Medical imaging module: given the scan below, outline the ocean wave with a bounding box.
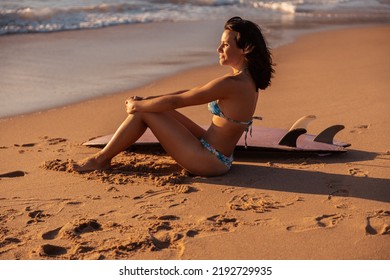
[0,1,247,35]
[251,1,297,14]
[0,3,160,35]
[150,0,240,6]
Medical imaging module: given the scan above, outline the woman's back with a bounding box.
[202,70,259,157]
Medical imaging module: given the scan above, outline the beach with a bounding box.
[0,23,389,261]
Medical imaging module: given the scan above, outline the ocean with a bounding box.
[1,0,390,35]
[1,0,389,118]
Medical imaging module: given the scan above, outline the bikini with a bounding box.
[200,100,260,169]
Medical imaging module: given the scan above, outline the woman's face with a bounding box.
[217,29,244,69]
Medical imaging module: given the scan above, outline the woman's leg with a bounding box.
[101,110,205,160]
[166,110,206,138]
[73,110,225,176]
[73,113,147,171]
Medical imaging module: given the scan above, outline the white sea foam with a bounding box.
[252,1,297,14]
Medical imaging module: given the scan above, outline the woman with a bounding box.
[73,17,274,176]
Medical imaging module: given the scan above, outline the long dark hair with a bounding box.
[224,17,274,91]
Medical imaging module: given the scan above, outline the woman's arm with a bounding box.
[131,89,189,101]
[126,76,235,114]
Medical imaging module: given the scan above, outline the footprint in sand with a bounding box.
[365,210,390,235]
[0,171,27,178]
[348,167,368,177]
[286,213,345,232]
[186,230,199,238]
[207,214,237,225]
[158,215,180,221]
[0,237,22,248]
[27,209,50,224]
[41,219,102,241]
[326,181,353,208]
[63,219,102,238]
[147,221,183,250]
[14,143,36,148]
[38,244,67,257]
[144,213,239,252]
[350,124,370,134]
[204,214,239,233]
[41,227,63,240]
[228,193,284,213]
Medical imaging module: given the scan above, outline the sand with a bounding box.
[0,25,389,260]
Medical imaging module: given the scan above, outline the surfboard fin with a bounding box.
[289,115,316,131]
[279,128,307,147]
[314,125,345,144]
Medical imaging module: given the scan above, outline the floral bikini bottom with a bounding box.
[200,138,233,169]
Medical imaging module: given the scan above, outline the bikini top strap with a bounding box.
[243,116,262,149]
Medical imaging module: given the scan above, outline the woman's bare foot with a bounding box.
[71,155,110,172]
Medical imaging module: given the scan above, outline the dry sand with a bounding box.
[0,25,389,260]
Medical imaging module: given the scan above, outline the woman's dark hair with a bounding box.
[224,17,274,91]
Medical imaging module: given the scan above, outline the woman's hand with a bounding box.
[125,96,142,114]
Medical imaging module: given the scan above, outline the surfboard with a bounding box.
[82,115,350,154]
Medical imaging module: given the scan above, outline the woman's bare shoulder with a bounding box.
[204,74,242,92]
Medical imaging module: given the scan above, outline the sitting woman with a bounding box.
[73,17,274,177]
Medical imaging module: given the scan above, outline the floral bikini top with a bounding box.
[208,100,262,148]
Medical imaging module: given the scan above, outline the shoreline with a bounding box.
[0,25,389,260]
